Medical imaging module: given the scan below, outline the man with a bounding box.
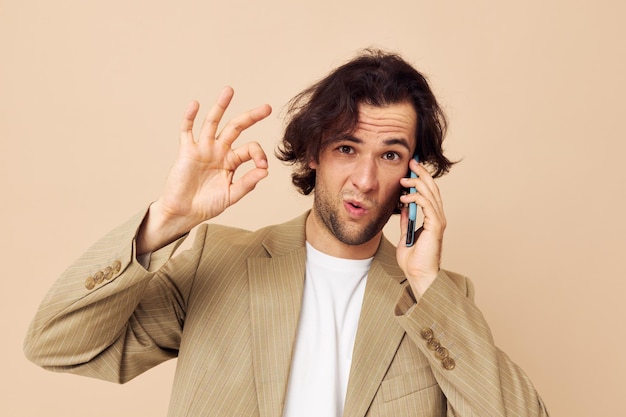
[24,50,549,416]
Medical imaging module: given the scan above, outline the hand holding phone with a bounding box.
[405,154,419,247]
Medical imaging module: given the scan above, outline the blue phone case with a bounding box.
[405,155,419,247]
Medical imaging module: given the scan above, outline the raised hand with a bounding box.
[137,87,272,254]
[396,160,447,296]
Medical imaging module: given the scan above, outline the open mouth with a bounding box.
[345,200,369,216]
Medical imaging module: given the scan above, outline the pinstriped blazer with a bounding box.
[25,210,548,417]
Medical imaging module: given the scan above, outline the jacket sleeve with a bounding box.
[394,270,550,417]
[23,209,206,384]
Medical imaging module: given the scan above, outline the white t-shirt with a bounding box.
[282,242,372,417]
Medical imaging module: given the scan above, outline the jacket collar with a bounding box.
[261,210,407,283]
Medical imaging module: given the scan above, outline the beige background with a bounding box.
[2,0,624,416]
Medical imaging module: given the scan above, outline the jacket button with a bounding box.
[442,357,456,370]
[85,276,96,290]
[427,338,441,351]
[421,328,434,340]
[94,271,104,284]
[112,260,122,274]
[104,266,113,280]
[435,346,449,360]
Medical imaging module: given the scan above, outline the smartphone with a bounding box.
[405,154,419,247]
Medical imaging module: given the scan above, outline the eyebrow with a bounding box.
[336,135,412,153]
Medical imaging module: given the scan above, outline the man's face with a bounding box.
[309,101,417,250]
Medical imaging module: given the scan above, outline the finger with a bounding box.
[415,193,446,235]
[225,141,269,202]
[198,86,235,142]
[400,178,436,209]
[228,141,269,171]
[413,163,443,208]
[399,180,445,234]
[229,166,270,205]
[216,104,272,147]
[400,189,444,221]
[400,164,442,209]
[180,100,200,144]
[400,178,435,204]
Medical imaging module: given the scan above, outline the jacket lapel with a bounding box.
[249,215,307,417]
[343,238,407,417]
[248,214,406,417]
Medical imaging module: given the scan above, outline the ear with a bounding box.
[308,158,318,169]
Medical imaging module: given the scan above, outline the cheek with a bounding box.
[380,174,405,198]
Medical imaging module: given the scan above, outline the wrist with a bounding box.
[136,201,195,254]
[407,271,438,297]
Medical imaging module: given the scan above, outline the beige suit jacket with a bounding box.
[25,211,548,416]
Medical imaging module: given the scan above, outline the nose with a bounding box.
[350,157,378,192]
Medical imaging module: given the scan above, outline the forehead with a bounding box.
[354,101,417,142]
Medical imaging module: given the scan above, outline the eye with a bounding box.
[382,151,401,161]
[337,145,354,154]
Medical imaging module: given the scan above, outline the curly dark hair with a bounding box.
[276,48,454,195]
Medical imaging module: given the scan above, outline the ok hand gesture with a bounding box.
[137,87,272,253]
